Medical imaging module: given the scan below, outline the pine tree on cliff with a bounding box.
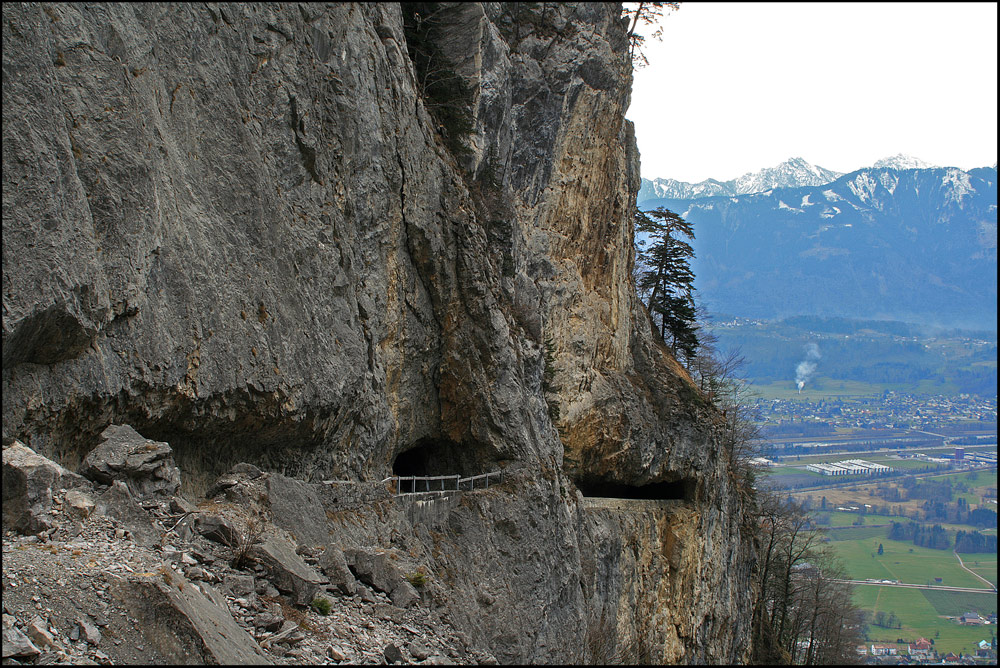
[635,207,699,362]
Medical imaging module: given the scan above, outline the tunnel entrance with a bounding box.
[574,477,696,502]
[392,443,436,477]
[392,436,484,478]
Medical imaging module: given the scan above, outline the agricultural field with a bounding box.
[819,511,897,527]
[823,526,889,543]
[785,467,998,517]
[761,465,824,479]
[823,530,997,656]
[757,466,825,490]
[814,512,994,534]
[852,585,996,656]
[954,552,998,588]
[760,453,991,493]
[774,449,998,653]
[827,536,991,588]
[752,377,915,400]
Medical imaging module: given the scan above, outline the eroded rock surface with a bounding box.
[3,2,752,662]
[2,441,89,534]
[1,444,499,665]
[79,425,181,498]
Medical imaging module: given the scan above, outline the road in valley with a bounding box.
[952,550,997,590]
[832,579,995,594]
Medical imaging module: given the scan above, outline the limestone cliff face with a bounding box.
[3,2,752,662]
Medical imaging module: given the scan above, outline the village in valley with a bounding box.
[751,390,996,664]
[759,392,996,436]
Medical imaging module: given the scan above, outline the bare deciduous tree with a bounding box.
[621,2,681,67]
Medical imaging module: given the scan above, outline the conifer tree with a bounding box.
[635,207,699,362]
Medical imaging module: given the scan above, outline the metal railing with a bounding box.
[383,470,505,496]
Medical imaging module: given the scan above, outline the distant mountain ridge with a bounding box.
[639,157,844,202]
[871,153,937,171]
[636,154,986,203]
[639,163,998,330]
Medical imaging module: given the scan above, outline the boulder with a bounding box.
[75,617,101,646]
[96,480,160,546]
[109,568,271,664]
[2,626,41,659]
[2,441,90,534]
[342,548,419,608]
[254,612,284,633]
[264,473,331,547]
[64,489,97,519]
[169,496,198,515]
[79,425,181,498]
[221,574,256,598]
[407,641,432,661]
[195,514,240,547]
[25,617,59,651]
[205,463,263,501]
[317,545,357,595]
[390,580,421,608]
[251,534,328,606]
[384,642,404,664]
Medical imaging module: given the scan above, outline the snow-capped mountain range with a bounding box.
[871,153,937,171]
[637,160,998,330]
[637,154,958,203]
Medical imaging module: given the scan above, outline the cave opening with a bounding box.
[574,477,697,502]
[391,436,488,479]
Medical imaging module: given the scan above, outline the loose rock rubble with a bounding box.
[2,436,499,665]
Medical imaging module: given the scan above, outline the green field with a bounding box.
[851,585,996,656]
[923,470,997,486]
[954,552,998,587]
[786,453,997,653]
[821,527,997,656]
[883,458,947,470]
[765,465,825,477]
[920,588,998,617]
[751,377,965,400]
[753,378,895,399]
[828,536,991,588]
[822,511,897,527]
[823,527,890,544]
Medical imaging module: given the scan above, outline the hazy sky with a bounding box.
[626,2,999,183]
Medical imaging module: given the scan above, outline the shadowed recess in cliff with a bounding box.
[2,302,100,367]
[15,386,338,498]
[573,476,697,502]
[392,436,497,479]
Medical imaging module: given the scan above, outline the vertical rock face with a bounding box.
[3,2,751,662]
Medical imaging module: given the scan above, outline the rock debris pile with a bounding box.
[2,430,498,665]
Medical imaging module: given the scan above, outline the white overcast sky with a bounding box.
[626,2,999,183]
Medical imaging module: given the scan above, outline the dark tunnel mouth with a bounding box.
[392,436,485,479]
[573,476,697,502]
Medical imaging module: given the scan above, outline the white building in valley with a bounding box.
[806,459,892,476]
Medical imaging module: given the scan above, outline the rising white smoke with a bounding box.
[795,343,821,392]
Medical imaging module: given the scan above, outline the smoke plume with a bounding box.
[795,343,821,392]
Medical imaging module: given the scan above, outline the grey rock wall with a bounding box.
[3,2,752,662]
